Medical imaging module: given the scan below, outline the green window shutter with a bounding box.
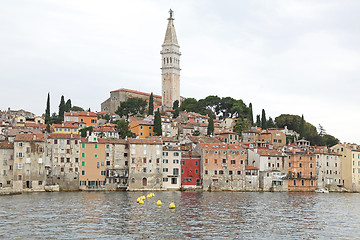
[95,144,98,149]
[82,161,85,166]
[82,152,85,157]
[82,143,85,148]
[95,154,98,158]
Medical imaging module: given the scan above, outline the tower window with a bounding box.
[167,58,169,63]
[170,57,172,63]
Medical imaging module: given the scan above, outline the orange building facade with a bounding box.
[287,150,317,191]
[79,136,106,189]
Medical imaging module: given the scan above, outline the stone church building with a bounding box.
[101,10,181,114]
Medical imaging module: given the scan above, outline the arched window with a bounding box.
[170,57,172,63]
[142,177,147,186]
[167,58,169,64]
[131,178,135,183]
[164,58,165,64]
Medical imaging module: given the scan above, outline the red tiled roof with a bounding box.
[128,137,162,145]
[48,133,80,139]
[200,143,244,150]
[14,134,45,142]
[256,149,283,157]
[110,88,162,99]
[0,140,13,149]
[64,111,97,117]
[245,165,259,170]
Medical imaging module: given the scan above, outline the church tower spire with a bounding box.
[161,9,181,109]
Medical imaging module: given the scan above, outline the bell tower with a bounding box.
[161,9,181,109]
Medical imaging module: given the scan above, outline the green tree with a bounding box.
[256,115,261,127]
[322,134,339,147]
[234,118,249,133]
[45,93,50,124]
[115,97,147,119]
[115,120,136,139]
[173,100,179,118]
[267,117,276,128]
[65,99,72,112]
[148,92,154,115]
[180,98,199,113]
[193,130,200,136]
[207,117,214,136]
[248,103,253,126]
[153,109,162,136]
[58,95,66,122]
[70,106,84,111]
[79,126,93,138]
[299,114,305,138]
[261,109,267,129]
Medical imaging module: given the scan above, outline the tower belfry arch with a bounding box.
[161,9,181,109]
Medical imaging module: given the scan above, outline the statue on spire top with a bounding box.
[169,9,173,19]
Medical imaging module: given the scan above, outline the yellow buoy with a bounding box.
[169,202,175,209]
[152,193,155,197]
[139,199,144,205]
[147,194,150,199]
[141,196,146,200]
[137,197,140,203]
[156,200,162,206]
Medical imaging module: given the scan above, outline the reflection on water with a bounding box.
[0,191,359,239]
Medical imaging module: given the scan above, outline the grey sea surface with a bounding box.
[0,191,359,239]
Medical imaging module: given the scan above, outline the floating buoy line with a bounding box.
[136,193,174,210]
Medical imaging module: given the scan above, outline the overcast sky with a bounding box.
[1,0,359,143]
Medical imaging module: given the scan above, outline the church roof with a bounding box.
[163,16,178,45]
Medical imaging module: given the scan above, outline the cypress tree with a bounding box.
[58,95,66,122]
[207,117,214,136]
[173,100,179,118]
[148,92,154,115]
[249,103,253,126]
[153,109,162,136]
[261,109,267,129]
[256,115,261,127]
[299,114,305,139]
[45,93,50,125]
[65,99,72,112]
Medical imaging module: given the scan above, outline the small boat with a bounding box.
[315,188,329,193]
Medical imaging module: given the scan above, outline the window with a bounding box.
[163,178,168,182]
[174,152,179,156]
[219,170,224,175]
[163,152,168,156]
[293,180,296,186]
[80,181,86,186]
[132,158,135,163]
[237,171,241,175]
[82,143,85,148]
[299,163,302,168]
[229,170,233,175]
[143,168,147,173]
[171,178,177,184]
[205,170,208,175]
[163,159,168,164]
[214,159,218,164]
[181,161,185,165]
[82,161,85,166]
[181,169,184,173]
[95,154,98,158]
[101,171,106,176]
[61,157,64,163]
[310,163,313,168]
[163,168,168,172]
[81,153,85,157]
[173,168,179,175]
[289,163,291,167]
[131,178,135,183]
[231,160,235,165]
[195,169,198,174]
[38,181,43,185]
[214,170,217,175]
[61,168,64,172]
[301,180,304,186]
[143,158,147,163]
[95,144,98,149]
[54,139,58,144]
[205,159,208,163]
[195,161,198,166]
[222,159,226,164]
[67,140,70,145]
[173,159,179,164]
